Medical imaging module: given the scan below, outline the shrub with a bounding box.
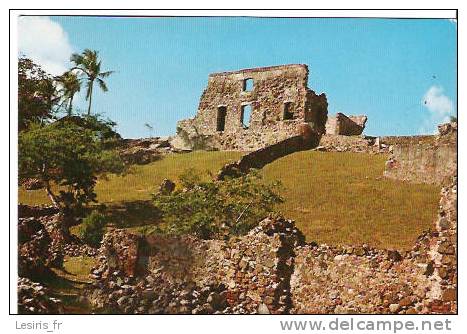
[153,169,283,239]
[76,210,107,246]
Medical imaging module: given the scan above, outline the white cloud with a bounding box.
[420,85,454,134]
[448,18,457,30]
[18,16,73,75]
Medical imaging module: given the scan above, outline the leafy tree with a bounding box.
[18,57,60,131]
[153,169,283,239]
[56,71,81,116]
[70,49,113,115]
[18,117,125,236]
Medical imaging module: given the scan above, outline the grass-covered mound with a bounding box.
[19,150,439,249]
[261,151,439,249]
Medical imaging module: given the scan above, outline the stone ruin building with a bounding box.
[172,64,328,151]
[325,113,367,136]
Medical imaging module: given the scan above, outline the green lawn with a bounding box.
[18,151,243,205]
[19,150,440,250]
[261,151,439,249]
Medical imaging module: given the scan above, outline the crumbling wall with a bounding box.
[384,123,457,185]
[291,175,457,314]
[88,217,305,314]
[217,124,318,179]
[174,64,328,151]
[88,173,456,315]
[317,134,389,154]
[325,113,367,135]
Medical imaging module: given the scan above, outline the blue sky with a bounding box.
[18,16,457,138]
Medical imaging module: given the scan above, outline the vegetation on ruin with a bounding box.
[152,169,283,239]
[75,210,108,247]
[19,150,439,249]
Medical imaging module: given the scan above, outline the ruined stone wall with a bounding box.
[174,64,327,151]
[384,123,457,185]
[217,124,318,180]
[291,175,457,314]
[88,173,456,314]
[88,217,304,314]
[325,113,367,135]
[317,134,389,154]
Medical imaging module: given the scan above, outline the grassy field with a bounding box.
[261,151,439,249]
[19,151,243,205]
[19,150,440,250]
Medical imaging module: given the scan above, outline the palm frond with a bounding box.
[70,53,84,65]
[98,70,114,78]
[97,78,108,92]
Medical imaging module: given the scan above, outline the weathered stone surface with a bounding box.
[383,122,457,185]
[22,178,44,190]
[88,216,304,314]
[325,113,367,136]
[290,176,457,315]
[18,277,63,314]
[119,137,176,165]
[217,133,317,180]
[318,134,388,154]
[174,64,328,152]
[158,179,175,195]
[87,175,457,315]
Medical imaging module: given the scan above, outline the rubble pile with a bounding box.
[18,218,54,279]
[119,137,178,165]
[18,277,63,314]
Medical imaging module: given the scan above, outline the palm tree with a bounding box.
[56,71,81,116]
[70,49,113,115]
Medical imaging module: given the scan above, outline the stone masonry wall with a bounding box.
[88,173,456,314]
[325,113,367,135]
[174,64,328,151]
[88,217,305,314]
[291,175,457,314]
[384,123,457,185]
[217,124,318,180]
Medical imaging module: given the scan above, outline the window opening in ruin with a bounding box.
[243,78,254,92]
[283,102,294,120]
[241,104,252,129]
[216,106,227,131]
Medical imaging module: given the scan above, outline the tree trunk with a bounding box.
[68,95,74,116]
[87,82,93,115]
[45,182,60,209]
[44,182,74,240]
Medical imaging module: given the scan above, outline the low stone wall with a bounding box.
[317,134,389,154]
[384,123,457,185]
[88,217,305,314]
[18,277,63,314]
[18,204,58,218]
[217,129,318,179]
[294,175,457,314]
[88,175,456,314]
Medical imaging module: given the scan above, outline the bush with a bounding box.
[76,210,107,246]
[153,169,283,239]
